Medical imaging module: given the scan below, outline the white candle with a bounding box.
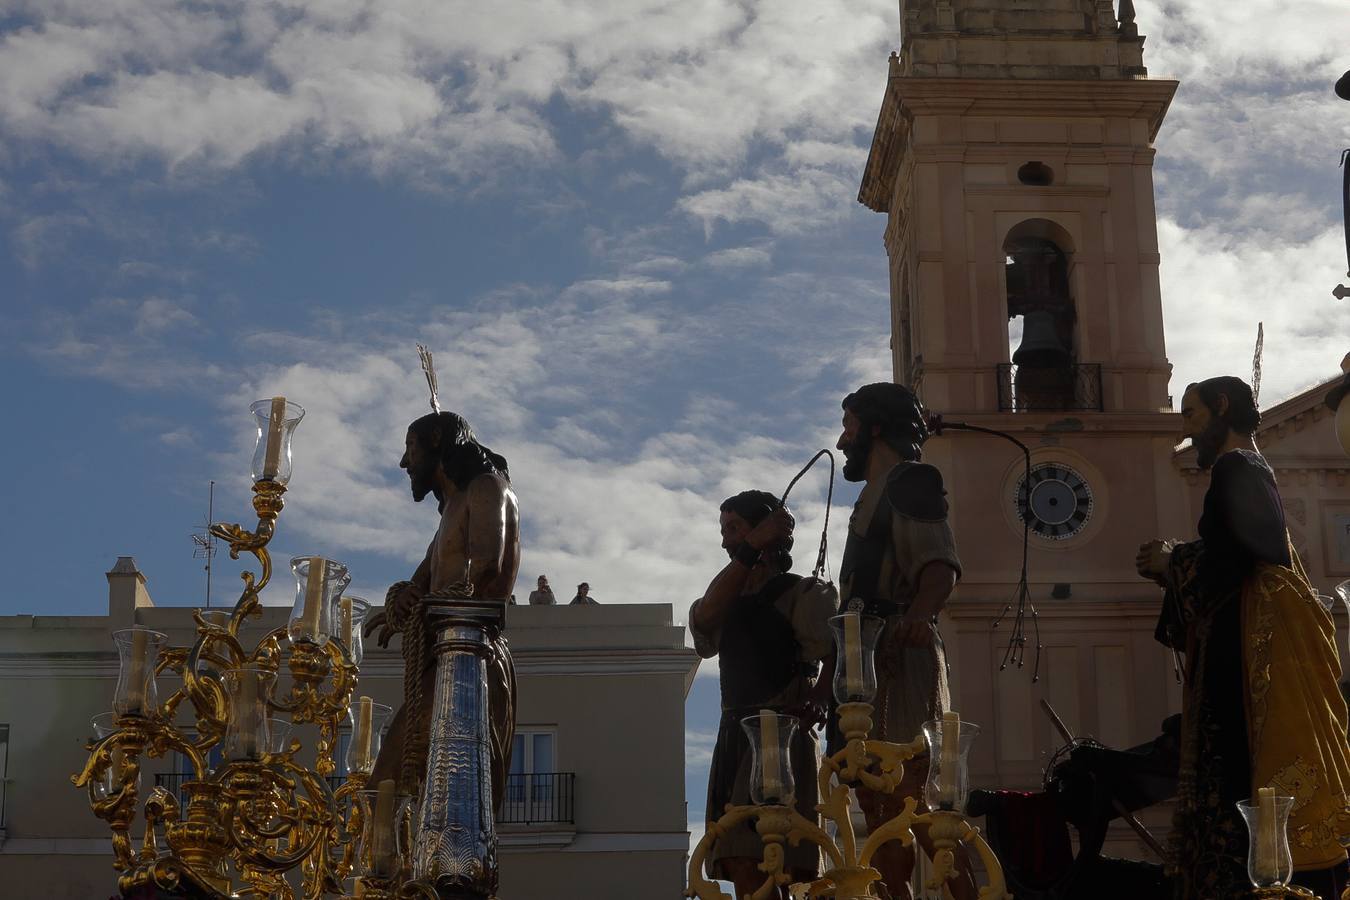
[844,613,863,698]
[261,396,286,480]
[340,597,354,651]
[355,696,374,772]
[1256,786,1277,879]
[372,778,397,874]
[126,629,149,712]
[302,558,325,639]
[759,709,783,803]
[939,710,960,807]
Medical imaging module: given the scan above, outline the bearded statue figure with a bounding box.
[366,410,519,897]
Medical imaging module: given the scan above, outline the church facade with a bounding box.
[858,0,1350,858]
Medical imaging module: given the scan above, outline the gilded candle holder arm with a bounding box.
[687,702,1012,900]
[208,479,289,620]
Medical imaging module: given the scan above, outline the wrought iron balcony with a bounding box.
[157,770,577,826]
[500,772,575,825]
[996,363,1103,412]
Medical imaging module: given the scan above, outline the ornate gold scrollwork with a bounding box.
[73,478,371,899]
[685,705,1012,900]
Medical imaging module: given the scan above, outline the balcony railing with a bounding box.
[156,771,576,826]
[501,772,574,825]
[996,363,1103,412]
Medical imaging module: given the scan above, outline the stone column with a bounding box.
[410,594,504,899]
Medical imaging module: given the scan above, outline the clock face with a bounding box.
[1014,463,1093,540]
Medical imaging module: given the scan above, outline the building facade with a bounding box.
[0,559,699,898]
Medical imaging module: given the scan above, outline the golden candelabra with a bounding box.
[686,700,1010,900]
[70,398,411,899]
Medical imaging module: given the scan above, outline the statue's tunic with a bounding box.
[836,461,961,750]
[690,573,834,878]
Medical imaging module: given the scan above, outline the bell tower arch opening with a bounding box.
[1003,218,1089,411]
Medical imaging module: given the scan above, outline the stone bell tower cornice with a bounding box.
[860,75,1177,213]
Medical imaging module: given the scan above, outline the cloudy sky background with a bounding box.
[3,0,1349,865]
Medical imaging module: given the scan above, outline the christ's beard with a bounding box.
[408,458,437,502]
[1195,418,1230,470]
[840,431,872,483]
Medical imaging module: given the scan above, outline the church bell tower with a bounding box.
[859,0,1190,805]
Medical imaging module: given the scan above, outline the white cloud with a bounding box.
[784,140,869,171]
[0,0,890,184]
[13,211,89,268]
[134,297,200,336]
[703,245,773,270]
[1134,0,1350,234]
[98,272,855,624]
[4,0,1347,243]
[624,255,689,276]
[1158,218,1350,405]
[559,276,673,301]
[680,166,859,238]
[686,727,718,769]
[1134,0,1347,85]
[158,428,197,449]
[33,296,223,389]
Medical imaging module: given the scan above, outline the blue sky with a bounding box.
[2,0,1350,864]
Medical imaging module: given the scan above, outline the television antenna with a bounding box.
[190,480,217,607]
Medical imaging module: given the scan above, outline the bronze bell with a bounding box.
[1012,310,1070,368]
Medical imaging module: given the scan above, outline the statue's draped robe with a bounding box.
[1156,449,1350,899]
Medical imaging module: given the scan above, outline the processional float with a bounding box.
[70,392,1339,900]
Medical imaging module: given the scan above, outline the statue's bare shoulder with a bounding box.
[462,471,520,599]
[466,471,515,504]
